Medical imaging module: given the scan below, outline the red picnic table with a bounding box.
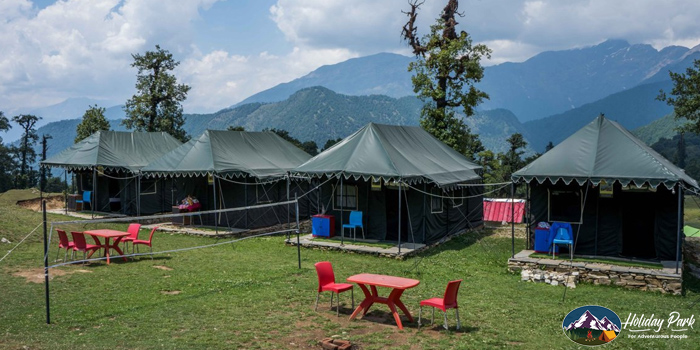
[346,273,420,330]
[83,229,130,264]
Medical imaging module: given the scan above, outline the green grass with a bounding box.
[1,189,699,349]
[529,253,664,269]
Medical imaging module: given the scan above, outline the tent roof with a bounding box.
[41,131,182,173]
[512,115,699,190]
[293,123,482,186]
[140,130,312,179]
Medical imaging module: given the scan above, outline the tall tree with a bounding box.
[12,114,40,188]
[75,105,110,143]
[123,45,191,142]
[402,0,491,160]
[0,111,10,134]
[657,59,700,134]
[544,141,555,152]
[0,112,15,192]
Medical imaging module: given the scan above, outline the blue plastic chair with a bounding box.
[76,190,92,211]
[551,223,574,259]
[342,211,364,240]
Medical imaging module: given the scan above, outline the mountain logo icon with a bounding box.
[562,305,621,346]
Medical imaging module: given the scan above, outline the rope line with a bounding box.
[0,222,43,264]
[404,182,510,199]
[48,228,296,269]
[50,199,298,225]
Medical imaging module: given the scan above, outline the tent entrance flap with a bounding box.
[621,192,657,259]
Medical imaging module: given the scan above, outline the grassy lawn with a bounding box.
[1,189,699,349]
[528,253,663,270]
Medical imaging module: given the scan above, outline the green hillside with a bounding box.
[633,113,685,145]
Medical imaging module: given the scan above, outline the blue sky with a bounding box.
[2,0,700,118]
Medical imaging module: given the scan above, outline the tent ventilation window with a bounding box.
[431,188,443,214]
[548,189,582,223]
[334,184,358,210]
[140,179,158,195]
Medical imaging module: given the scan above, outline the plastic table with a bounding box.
[83,229,130,264]
[346,273,420,329]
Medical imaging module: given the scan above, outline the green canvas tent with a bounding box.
[294,123,484,246]
[512,115,699,268]
[141,130,312,229]
[41,131,182,215]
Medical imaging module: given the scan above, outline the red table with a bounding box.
[83,229,130,264]
[346,273,420,329]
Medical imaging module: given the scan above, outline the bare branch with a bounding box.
[401,0,426,57]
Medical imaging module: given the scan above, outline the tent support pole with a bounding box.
[676,184,683,274]
[92,167,96,219]
[423,183,426,243]
[287,174,291,240]
[525,183,529,249]
[398,181,402,255]
[296,194,301,269]
[214,175,218,235]
[511,181,515,258]
[340,176,344,246]
[64,170,68,215]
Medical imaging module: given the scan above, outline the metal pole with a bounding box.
[296,194,301,269]
[214,175,218,235]
[676,184,683,274]
[64,170,68,215]
[340,176,344,245]
[398,181,402,255]
[525,183,529,249]
[244,177,248,229]
[43,199,50,324]
[287,173,291,240]
[137,173,141,217]
[92,167,96,219]
[511,181,515,258]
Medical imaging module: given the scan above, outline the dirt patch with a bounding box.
[11,267,92,283]
[16,195,66,211]
[153,265,173,271]
[161,290,181,295]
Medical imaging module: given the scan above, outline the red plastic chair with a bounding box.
[55,229,74,262]
[314,261,354,317]
[418,279,462,330]
[121,223,142,253]
[133,227,158,259]
[70,231,101,264]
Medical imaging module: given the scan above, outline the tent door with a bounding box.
[385,188,408,242]
[621,192,656,259]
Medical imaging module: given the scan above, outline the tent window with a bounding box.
[334,184,358,210]
[431,188,443,213]
[452,188,464,208]
[140,179,157,195]
[548,189,582,223]
[256,183,274,204]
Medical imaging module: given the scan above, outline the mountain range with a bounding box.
[10,39,700,165]
[564,310,621,332]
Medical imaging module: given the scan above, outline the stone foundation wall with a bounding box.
[508,260,682,295]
